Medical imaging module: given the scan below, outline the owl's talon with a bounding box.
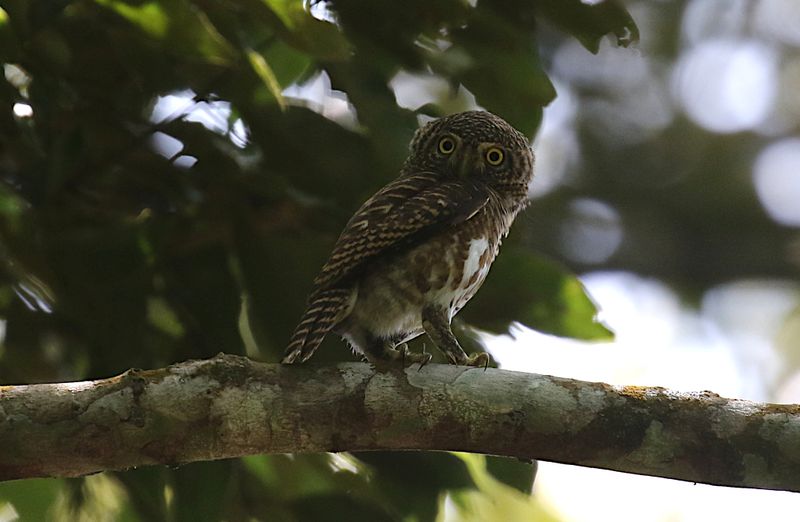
[418,344,431,371]
[417,352,433,371]
[383,343,430,368]
[466,352,491,369]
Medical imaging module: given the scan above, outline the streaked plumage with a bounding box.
[283,111,534,366]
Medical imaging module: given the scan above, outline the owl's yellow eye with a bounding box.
[485,147,504,166]
[438,137,456,155]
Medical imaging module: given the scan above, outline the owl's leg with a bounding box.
[422,306,491,368]
[363,337,432,366]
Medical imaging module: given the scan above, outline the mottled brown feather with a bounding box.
[282,287,352,363]
[314,172,489,288]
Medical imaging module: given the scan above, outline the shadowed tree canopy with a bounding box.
[3,0,799,520]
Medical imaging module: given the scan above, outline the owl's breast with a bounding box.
[339,197,513,343]
[431,233,497,319]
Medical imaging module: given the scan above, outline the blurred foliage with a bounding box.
[462,245,613,340]
[0,0,638,519]
[443,454,558,522]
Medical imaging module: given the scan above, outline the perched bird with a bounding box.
[282,111,534,367]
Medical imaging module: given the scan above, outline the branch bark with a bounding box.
[1,353,798,491]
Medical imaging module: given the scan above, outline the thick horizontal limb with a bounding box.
[1,354,799,491]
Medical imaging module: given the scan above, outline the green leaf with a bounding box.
[265,0,351,61]
[461,247,613,341]
[246,48,287,109]
[534,0,639,54]
[94,0,168,38]
[240,453,393,520]
[147,297,184,338]
[262,39,312,87]
[56,475,132,521]
[436,7,556,136]
[263,0,297,28]
[485,456,536,494]
[0,7,22,61]
[329,0,465,68]
[95,0,236,64]
[446,454,558,522]
[245,106,379,204]
[0,478,62,521]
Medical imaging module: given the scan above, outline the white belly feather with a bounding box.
[437,237,492,319]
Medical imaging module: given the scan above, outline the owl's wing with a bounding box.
[314,172,489,288]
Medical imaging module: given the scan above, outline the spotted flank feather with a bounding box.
[282,288,352,364]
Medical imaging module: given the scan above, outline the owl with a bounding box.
[282,111,534,367]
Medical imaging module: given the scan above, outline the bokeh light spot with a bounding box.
[753,138,800,227]
[558,198,623,264]
[673,39,777,133]
[12,102,32,118]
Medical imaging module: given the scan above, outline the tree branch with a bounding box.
[1,353,798,491]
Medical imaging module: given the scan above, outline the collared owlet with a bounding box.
[282,111,534,367]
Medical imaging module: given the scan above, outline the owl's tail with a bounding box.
[282,287,352,364]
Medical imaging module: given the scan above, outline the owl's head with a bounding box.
[407,111,534,195]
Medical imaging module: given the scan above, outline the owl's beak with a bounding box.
[455,147,478,178]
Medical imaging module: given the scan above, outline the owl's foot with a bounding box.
[421,306,490,369]
[365,341,431,368]
[398,344,433,368]
[465,351,491,369]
